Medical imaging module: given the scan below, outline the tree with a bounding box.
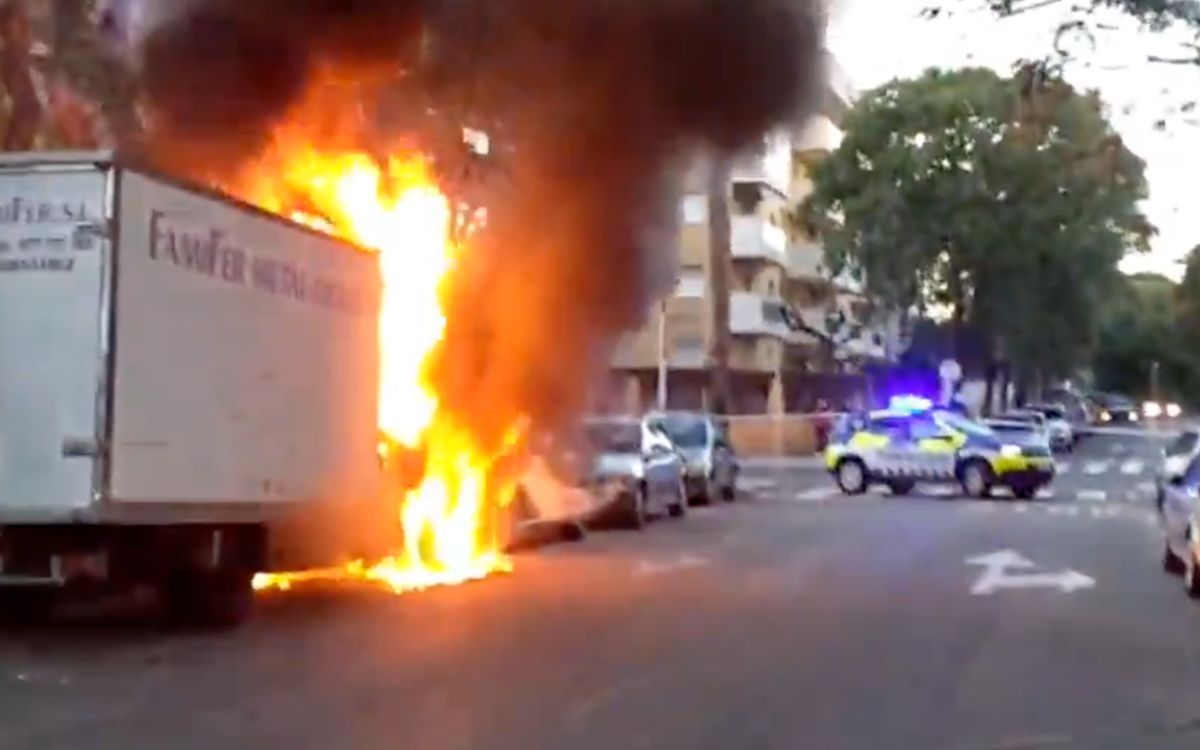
[803,66,1150,409]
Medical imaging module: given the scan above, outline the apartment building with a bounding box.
[608,52,891,414]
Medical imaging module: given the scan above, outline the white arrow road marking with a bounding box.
[1083,461,1109,475]
[966,549,1095,595]
[1120,459,1144,476]
[1076,489,1107,502]
[634,554,710,577]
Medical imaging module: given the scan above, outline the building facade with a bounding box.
[609,52,893,415]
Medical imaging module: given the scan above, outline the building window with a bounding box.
[675,268,705,297]
[680,195,707,224]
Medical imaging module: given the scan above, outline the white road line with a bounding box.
[795,487,832,502]
[1089,506,1120,519]
[1045,505,1079,517]
[1076,489,1107,503]
[1120,459,1144,476]
[925,486,958,498]
[740,478,779,491]
[1036,487,1055,500]
[1014,503,1029,513]
[1083,461,1109,476]
[1138,481,1157,494]
[1056,461,1071,474]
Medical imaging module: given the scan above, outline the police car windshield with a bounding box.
[935,410,994,438]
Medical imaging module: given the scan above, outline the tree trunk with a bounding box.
[0,0,42,151]
[706,156,734,415]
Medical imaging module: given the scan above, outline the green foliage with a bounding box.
[1093,272,1200,403]
[803,66,1150,385]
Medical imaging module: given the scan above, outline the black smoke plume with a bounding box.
[137,0,825,448]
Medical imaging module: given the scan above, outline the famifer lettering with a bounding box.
[148,209,372,316]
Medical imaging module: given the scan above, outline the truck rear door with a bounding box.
[0,166,109,520]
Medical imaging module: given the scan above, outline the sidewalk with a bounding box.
[740,455,827,471]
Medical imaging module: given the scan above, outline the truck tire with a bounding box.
[164,569,254,629]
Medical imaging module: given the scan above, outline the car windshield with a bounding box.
[657,415,709,448]
[584,422,641,453]
[935,410,995,438]
[1004,412,1044,426]
[1038,406,1065,420]
[1167,431,1199,457]
[987,421,1034,436]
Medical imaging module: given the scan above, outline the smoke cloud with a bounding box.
[135,0,825,448]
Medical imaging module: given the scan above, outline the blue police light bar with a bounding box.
[888,395,933,413]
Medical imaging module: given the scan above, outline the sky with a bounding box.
[827,0,1200,279]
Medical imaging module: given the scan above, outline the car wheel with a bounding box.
[960,460,992,499]
[1012,485,1038,501]
[1163,539,1186,575]
[886,479,916,496]
[835,458,868,495]
[1185,526,1200,598]
[624,486,647,530]
[668,478,688,518]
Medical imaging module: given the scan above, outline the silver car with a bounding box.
[1025,404,1075,452]
[583,416,688,528]
[1156,428,1200,513]
[1159,451,1200,596]
[646,411,740,503]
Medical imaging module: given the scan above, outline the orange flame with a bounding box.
[245,147,517,594]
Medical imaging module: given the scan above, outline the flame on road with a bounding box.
[246,147,517,594]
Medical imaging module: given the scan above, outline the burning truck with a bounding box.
[0,149,524,625]
[0,0,826,624]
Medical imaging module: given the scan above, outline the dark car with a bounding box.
[1089,392,1139,425]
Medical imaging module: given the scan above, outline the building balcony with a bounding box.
[729,291,793,340]
[786,241,829,281]
[731,216,788,266]
[794,115,843,162]
[729,133,793,197]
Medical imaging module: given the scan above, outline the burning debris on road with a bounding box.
[116,0,827,593]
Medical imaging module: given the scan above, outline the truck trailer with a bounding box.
[0,152,398,625]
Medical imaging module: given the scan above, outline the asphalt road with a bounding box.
[3,431,1200,750]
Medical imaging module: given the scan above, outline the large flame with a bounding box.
[246,147,517,594]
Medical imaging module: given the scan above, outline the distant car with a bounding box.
[1089,392,1139,425]
[581,416,688,527]
[984,418,1053,457]
[1158,451,1200,597]
[1023,404,1075,451]
[646,411,740,503]
[1157,428,1200,513]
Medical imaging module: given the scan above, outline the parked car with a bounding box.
[581,416,688,527]
[647,411,740,503]
[984,418,1054,457]
[1088,392,1139,425]
[1043,389,1094,432]
[1157,428,1200,513]
[1159,452,1200,596]
[1023,404,1075,451]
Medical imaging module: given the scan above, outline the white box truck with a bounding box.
[0,152,398,625]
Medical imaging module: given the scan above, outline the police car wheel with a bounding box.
[835,459,868,495]
[887,479,916,496]
[960,460,992,498]
[1163,539,1186,575]
[1012,485,1038,500]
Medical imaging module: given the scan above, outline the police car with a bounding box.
[824,396,1055,499]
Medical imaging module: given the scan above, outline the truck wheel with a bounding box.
[835,459,868,495]
[960,460,993,499]
[165,569,254,629]
[0,588,56,626]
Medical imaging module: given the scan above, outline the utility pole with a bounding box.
[707,155,733,415]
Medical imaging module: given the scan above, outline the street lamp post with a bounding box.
[656,299,668,410]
